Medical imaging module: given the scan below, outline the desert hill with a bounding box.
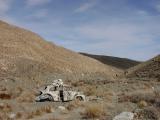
[126,55,160,80]
[0,20,121,82]
[80,53,140,70]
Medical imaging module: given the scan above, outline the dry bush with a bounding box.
[16,90,35,103]
[0,113,9,120]
[11,86,23,99]
[0,85,7,91]
[82,102,106,119]
[26,105,54,119]
[26,110,43,119]
[0,92,12,99]
[71,80,84,87]
[138,100,148,108]
[102,90,114,102]
[0,103,12,113]
[40,105,54,113]
[26,112,34,119]
[15,112,23,119]
[0,86,24,100]
[66,100,84,111]
[118,91,156,104]
[83,85,97,96]
[134,107,159,120]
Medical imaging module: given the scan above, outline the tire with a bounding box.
[75,96,84,101]
[48,95,53,101]
[38,94,53,102]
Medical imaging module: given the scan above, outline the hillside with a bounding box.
[0,20,121,82]
[126,55,160,80]
[80,53,141,70]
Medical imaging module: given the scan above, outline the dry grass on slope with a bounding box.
[0,20,122,80]
[126,55,160,80]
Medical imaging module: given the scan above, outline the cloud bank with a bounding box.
[0,0,159,61]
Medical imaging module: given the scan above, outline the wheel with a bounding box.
[37,94,53,102]
[47,95,54,101]
[75,96,84,101]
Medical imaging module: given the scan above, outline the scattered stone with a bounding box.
[134,107,159,120]
[0,102,4,107]
[9,113,16,119]
[51,107,55,113]
[58,106,66,111]
[113,112,134,120]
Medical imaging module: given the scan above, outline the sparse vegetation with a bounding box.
[17,91,35,103]
[66,100,84,111]
[0,92,12,99]
[82,102,106,119]
[26,105,54,119]
[138,100,148,108]
[134,107,159,120]
[0,103,12,113]
[83,85,97,96]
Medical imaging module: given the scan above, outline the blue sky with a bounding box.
[0,0,160,61]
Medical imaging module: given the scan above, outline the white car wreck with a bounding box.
[35,79,86,102]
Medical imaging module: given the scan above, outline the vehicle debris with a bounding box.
[35,79,86,102]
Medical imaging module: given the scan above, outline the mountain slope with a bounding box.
[0,20,121,82]
[126,55,160,80]
[80,53,141,70]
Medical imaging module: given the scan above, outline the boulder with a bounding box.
[113,112,134,120]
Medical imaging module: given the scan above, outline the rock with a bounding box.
[113,112,134,120]
[9,113,16,119]
[51,107,54,113]
[58,106,66,110]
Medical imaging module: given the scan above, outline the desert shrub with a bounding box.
[0,113,8,120]
[12,86,23,98]
[34,109,43,116]
[84,85,97,96]
[71,80,84,87]
[0,103,12,112]
[0,92,12,99]
[40,105,54,113]
[26,105,54,119]
[26,110,42,119]
[66,100,84,111]
[0,85,7,91]
[118,91,156,104]
[16,91,35,102]
[0,86,23,100]
[26,112,34,119]
[134,107,159,120]
[82,102,106,119]
[15,112,23,119]
[103,90,114,102]
[138,100,148,108]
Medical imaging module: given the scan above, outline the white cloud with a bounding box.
[26,0,51,7]
[0,0,12,15]
[137,10,148,15]
[156,3,160,12]
[74,0,97,13]
[73,19,160,60]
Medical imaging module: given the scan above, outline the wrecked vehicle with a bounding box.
[35,79,86,102]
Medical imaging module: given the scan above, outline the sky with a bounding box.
[0,0,160,61]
